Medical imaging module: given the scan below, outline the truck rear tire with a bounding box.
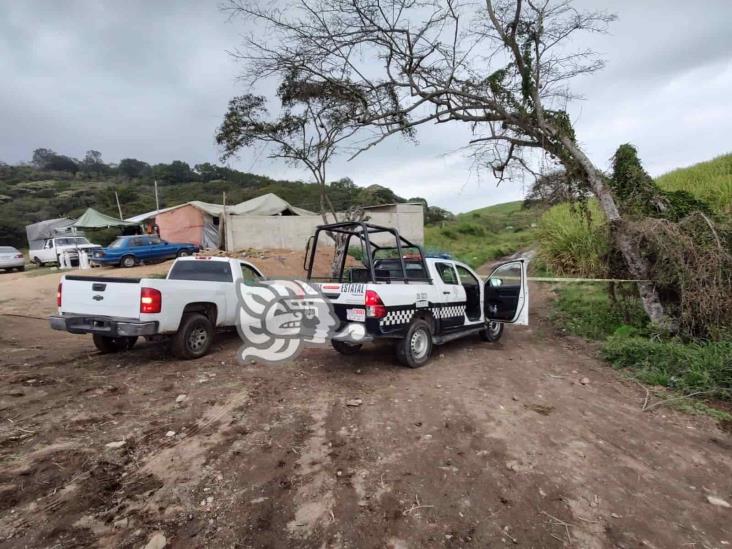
[480,321,504,342]
[395,319,433,368]
[332,340,362,355]
[120,255,136,268]
[171,312,214,359]
[93,334,138,353]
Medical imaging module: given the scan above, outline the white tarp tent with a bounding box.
[124,193,314,249]
[25,218,75,250]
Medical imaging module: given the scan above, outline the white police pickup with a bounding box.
[49,256,264,359]
[305,222,528,368]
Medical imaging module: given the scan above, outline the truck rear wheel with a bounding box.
[171,312,214,359]
[93,334,138,353]
[395,319,433,368]
[332,340,362,355]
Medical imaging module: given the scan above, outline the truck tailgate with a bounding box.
[61,275,142,318]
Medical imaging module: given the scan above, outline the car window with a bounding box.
[74,237,90,245]
[56,238,72,246]
[240,263,262,281]
[0,246,17,253]
[435,262,458,285]
[456,265,478,286]
[108,238,126,249]
[44,240,53,249]
[148,237,161,245]
[168,261,233,282]
[131,237,145,247]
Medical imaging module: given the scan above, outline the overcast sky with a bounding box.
[2,0,731,213]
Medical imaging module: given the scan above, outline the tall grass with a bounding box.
[656,153,732,215]
[535,201,609,277]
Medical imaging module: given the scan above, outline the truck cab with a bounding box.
[304,221,528,367]
[32,236,101,266]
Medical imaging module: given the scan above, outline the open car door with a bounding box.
[484,259,529,326]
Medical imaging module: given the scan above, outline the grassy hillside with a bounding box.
[424,200,543,268]
[656,153,732,215]
[0,168,415,247]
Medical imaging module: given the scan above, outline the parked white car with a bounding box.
[0,246,25,272]
[31,236,101,266]
[50,256,264,359]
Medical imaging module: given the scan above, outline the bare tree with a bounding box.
[216,73,365,276]
[225,0,674,329]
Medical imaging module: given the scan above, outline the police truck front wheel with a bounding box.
[395,319,433,368]
[480,321,504,342]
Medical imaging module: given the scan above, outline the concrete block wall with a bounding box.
[225,203,424,252]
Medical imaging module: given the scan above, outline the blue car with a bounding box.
[91,235,199,268]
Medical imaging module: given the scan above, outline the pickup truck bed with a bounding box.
[50,256,264,359]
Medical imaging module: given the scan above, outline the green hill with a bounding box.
[656,153,732,215]
[424,200,543,268]
[0,163,429,247]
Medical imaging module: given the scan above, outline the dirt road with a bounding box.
[0,269,730,547]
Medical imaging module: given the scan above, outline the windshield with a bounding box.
[108,238,126,249]
[168,261,233,282]
[56,237,90,246]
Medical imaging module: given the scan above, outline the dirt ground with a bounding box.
[0,257,730,548]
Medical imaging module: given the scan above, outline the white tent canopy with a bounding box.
[125,193,313,223]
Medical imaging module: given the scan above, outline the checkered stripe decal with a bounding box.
[379,303,467,327]
[380,308,415,326]
[431,304,466,319]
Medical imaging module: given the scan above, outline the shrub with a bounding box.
[551,283,647,340]
[536,201,610,278]
[602,336,732,397]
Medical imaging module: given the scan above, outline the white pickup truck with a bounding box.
[305,222,529,367]
[50,256,264,359]
[32,236,102,266]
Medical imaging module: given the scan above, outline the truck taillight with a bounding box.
[140,287,162,314]
[365,289,386,319]
[57,282,62,307]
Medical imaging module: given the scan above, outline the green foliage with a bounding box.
[0,154,418,248]
[551,283,647,340]
[536,201,609,277]
[656,153,732,215]
[602,336,732,397]
[552,282,731,403]
[610,144,712,221]
[424,201,541,268]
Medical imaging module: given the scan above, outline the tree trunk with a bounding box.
[558,137,677,331]
[330,233,348,280]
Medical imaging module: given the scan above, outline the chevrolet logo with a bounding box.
[93,295,104,301]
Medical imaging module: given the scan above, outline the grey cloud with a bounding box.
[1,0,731,213]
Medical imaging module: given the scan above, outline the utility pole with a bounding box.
[114,191,123,220]
[154,180,160,212]
[220,191,227,251]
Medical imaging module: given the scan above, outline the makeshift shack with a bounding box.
[126,193,315,249]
